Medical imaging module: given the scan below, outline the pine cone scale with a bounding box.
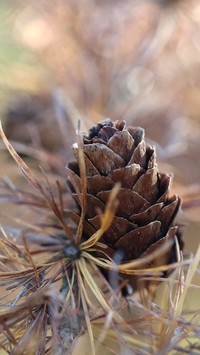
[108,164,142,189]
[158,196,180,229]
[115,221,162,259]
[132,167,158,203]
[84,143,125,175]
[128,140,147,166]
[97,189,150,218]
[87,176,114,195]
[106,130,135,162]
[129,203,163,225]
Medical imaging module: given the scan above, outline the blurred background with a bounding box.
[0,0,200,312]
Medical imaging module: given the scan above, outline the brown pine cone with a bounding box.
[67,119,184,289]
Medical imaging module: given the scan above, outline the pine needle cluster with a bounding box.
[0,120,200,355]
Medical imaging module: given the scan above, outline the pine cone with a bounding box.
[67,119,184,289]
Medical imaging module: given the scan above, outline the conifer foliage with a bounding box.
[0,119,186,354]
